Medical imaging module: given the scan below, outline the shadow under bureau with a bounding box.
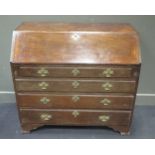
[10,22,141,135]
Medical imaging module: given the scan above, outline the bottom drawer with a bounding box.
[20,109,131,126]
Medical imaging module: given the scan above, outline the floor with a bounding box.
[0,103,155,139]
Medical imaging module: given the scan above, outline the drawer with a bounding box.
[20,109,131,126]
[17,93,134,110]
[15,79,136,93]
[16,66,136,78]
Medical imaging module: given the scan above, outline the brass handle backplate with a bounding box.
[38,82,49,90]
[72,81,80,88]
[40,97,50,104]
[100,98,111,106]
[102,82,112,91]
[37,68,49,77]
[72,68,80,76]
[72,110,80,117]
[40,113,52,121]
[72,95,80,102]
[102,68,114,77]
[99,115,110,122]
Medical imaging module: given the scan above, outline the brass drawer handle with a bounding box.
[40,97,50,104]
[102,82,112,91]
[38,82,49,90]
[102,68,114,77]
[100,98,111,106]
[72,81,80,88]
[72,68,80,76]
[72,110,80,117]
[72,95,80,102]
[40,113,52,121]
[99,115,110,122]
[37,68,49,77]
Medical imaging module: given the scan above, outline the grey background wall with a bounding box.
[0,15,155,105]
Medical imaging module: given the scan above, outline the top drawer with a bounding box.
[15,66,138,78]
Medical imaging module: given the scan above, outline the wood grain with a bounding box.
[16,65,137,78]
[10,23,141,134]
[11,23,141,65]
[17,93,134,110]
[20,109,131,126]
[15,79,136,93]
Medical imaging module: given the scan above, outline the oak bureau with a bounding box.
[10,22,141,135]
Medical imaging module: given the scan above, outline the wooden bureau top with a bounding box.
[11,22,141,65]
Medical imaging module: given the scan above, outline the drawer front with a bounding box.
[17,93,134,110]
[16,66,136,78]
[15,79,136,93]
[20,109,131,126]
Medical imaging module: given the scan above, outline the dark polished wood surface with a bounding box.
[15,79,136,93]
[16,65,138,78]
[20,109,131,126]
[16,23,136,32]
[11,23,141,65]
[11,23,141,135]
[17,93,134,110]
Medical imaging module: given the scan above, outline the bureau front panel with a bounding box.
[16,66,137,78]
[11,30,140,64]
[20,109,131,126]
[17,93,134,110]
[15,79,136,93]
